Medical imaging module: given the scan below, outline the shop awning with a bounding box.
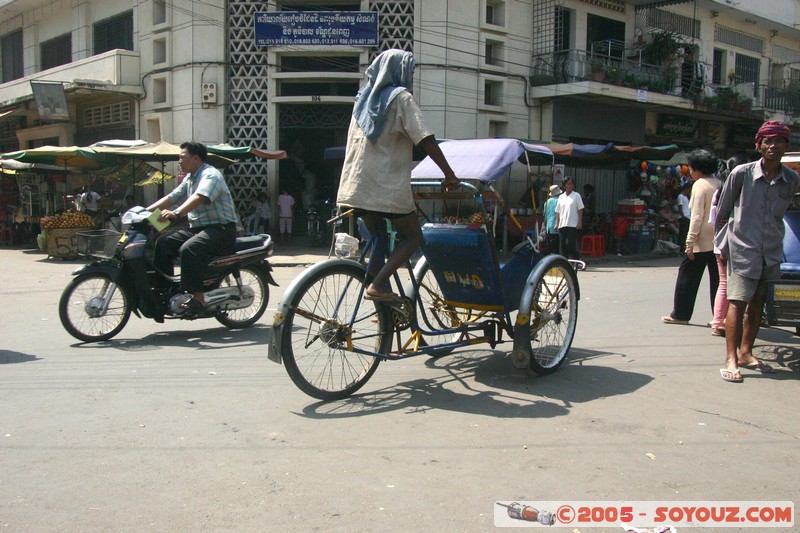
[537,142,681,164]
[412,138,553,184]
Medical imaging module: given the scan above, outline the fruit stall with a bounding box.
[39,210,95,259]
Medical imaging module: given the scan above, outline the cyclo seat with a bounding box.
[421,223,505,310]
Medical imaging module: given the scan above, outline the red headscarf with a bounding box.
[755,120,791,149]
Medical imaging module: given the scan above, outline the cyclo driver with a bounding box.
[147,141,239,314]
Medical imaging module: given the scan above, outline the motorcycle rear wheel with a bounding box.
[215,265,270,329]
[59,274,132,342]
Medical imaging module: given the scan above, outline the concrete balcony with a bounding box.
[0,49,142,108]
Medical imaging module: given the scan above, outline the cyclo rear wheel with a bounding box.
[522,258,578,374]
[281,262,392,400]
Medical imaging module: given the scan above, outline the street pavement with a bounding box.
[0,242,798,532]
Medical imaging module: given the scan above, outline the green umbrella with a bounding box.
[1,145,115,169]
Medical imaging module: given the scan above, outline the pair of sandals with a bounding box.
[720,359,776,383]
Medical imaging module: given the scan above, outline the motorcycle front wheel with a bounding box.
[59,274,132,342]
[215,265,270,329]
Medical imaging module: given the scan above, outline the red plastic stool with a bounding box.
[581,234,605,257]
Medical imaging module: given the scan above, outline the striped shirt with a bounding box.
[168,162,239,228]
[715,160,799,278]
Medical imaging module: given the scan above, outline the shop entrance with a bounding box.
[277,103,351,212]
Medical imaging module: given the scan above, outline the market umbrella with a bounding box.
[92,159,175,186]
[1,145,114,169]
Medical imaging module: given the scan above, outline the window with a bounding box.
[587,14,625,59]
[41,34,72,71]
[153,0,167,26]
[712,48,725,85]
[488,120,507,137]
[152,77,168,105]
[734,53,760,90]
[280,55,360,73]
[554,7,572,52]
[486,0,505,26]
[484,80,503,106]
[1,30,23,82]
[485,40,504,67]
[153,38,167,65]
[83,102,131,127]
[94,11,133,54]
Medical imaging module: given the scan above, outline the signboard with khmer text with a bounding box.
[254,11,378,47]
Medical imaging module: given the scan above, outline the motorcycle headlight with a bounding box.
[121,206,151,225]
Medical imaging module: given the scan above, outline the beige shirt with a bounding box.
[337,91,434,214]
[686,175,720,253]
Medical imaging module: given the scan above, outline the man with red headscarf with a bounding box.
[714,121,799,382]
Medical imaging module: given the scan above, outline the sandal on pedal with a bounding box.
[180,296,205,314]
[364,291,402,303]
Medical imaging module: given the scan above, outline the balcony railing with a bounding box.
[531,49,683,97]
[756,85,800,116]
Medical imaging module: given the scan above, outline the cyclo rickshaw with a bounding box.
[268,138,581,400]
[764,152,800,336]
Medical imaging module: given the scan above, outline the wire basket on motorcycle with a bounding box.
[76,229,122,259]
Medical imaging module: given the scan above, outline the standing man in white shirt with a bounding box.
[554,177,584,261]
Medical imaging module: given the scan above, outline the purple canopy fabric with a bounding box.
[411,138,553,184]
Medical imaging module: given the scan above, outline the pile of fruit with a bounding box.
[40,210,95,229]
[468,212,493,224]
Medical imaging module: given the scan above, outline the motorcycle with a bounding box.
[306,198,337,247]
[58,207,278,342]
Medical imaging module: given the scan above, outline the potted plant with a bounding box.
[587,57,606,82]
[641,29,684,66]
[715,86,739,110]
[605,65,623,85]
[622,73,637,88]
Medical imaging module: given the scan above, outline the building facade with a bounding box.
[1,0,798,219]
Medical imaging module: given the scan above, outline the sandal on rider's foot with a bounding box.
[662,315,689,325]
[364,290,402,303]
[180,297,205,314]
[739,359,775,374]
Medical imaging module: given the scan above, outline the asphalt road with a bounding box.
[0,247,797,532]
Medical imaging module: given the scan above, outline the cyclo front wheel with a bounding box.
[59,274,132,342]
[281,262,392,400]
[522,258,578,374]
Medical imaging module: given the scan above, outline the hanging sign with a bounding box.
[254,11,378,46]
[657,114,699,139]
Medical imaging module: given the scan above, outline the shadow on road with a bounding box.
[299,347,653,419]
[68,324,272,352]
[0,350,41,364]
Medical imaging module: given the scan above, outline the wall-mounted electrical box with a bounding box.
[201,83,217,104]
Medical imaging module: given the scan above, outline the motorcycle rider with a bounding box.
[147,141,239,313]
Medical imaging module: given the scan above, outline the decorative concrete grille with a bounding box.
[226,0,270,214]
[225,0,413,215]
